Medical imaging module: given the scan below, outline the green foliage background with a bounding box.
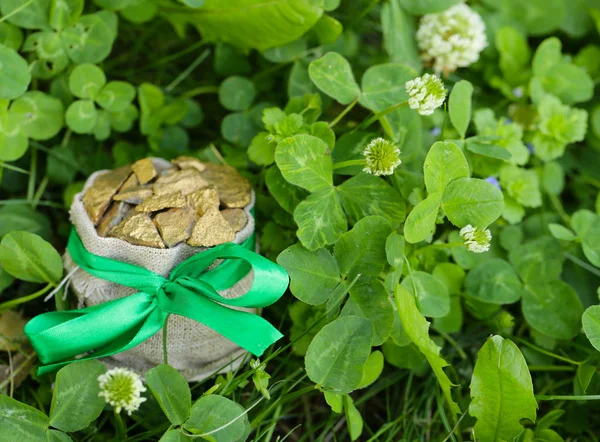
[1,0,600,441]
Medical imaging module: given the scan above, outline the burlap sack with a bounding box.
[63,159,256,381]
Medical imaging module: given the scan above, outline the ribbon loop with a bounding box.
[25,229,289,375]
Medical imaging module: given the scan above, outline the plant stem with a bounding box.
[413,242,464,256]
[332,159,366,170]
[181,85,219,99]
[0,199,65,209]
[0,283,54,313]
[0,162,30,175]
[113,410,126,439]
[165,49,211,92]
[536,394,600,401]
[32,176,49,210]
[0,0,34,23]
[549,193,571,226]
[27,148,37,203]
[514,337,582,366]
[329,98,359,128]
[358,101,408,130]
[565,252,600,278]
[528,365,576,372]
[163,314,171,365]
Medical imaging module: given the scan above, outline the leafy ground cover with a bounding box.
[1,0,600,441]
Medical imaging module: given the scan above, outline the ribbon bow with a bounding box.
[25,229,289,375]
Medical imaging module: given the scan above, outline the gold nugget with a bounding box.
[113,186,154,205]
[187,207,236,247]
[154,208,195,248]
[97,202,133,237]
[221,209,248,232]
[135,191,187,212]
[186,187,220,217]
[200,163,251,208]
[82,166,132,225]
[171,156,206,173]
[109,213,165,248]
[131,158,157,184]
[153,169,209,196]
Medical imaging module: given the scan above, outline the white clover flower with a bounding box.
[416,3,488,75]
[459,224,491,253]
[98,368,147,415]
[362,137,401,176]
[405,74,447,116]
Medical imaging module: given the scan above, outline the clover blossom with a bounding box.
[362,137,401,176]
[416,3,487,75]
[405,74,446,116]
[459,224,491,253]
[98,368,147,415]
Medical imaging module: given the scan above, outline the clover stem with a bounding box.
[0,283,54,314]
[358,101,408,130]
[549,193,571,226]
[329,97,359,128]
[332,159,366,170]
[565,252,600,278]
[513,337,582,366]
[412,242,464,256]
[181,85,219,99]
[536,394,600,401]
[113,410,126,439]
[163,314,171,365]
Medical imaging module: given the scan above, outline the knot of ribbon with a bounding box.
[25,229,289,375]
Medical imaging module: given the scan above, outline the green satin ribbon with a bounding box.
[25,229,289,376]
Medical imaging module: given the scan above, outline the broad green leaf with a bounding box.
[448,81,473,139]
[334,216,391,279]
[583,305,600,352]
[49,361,107,432]
[0,45,31,100]
[275,134,333,192]
[571,210,600,267]
[218,76,256,111]
[386,232,405,271]
[548,224,576,241]
[49,0,84,30]
[465,259,525,305]
[382,341,428,373]
[62,12,116,63]
[46,429,73,442]
[0,0,50,29]
[398,0,461,14]
[305,316,373,393]
[277,244,341,305]
[169,0,323,52]
[309,52,360,105]
[66,100,97,134]
[432,263,465,295]
[574,364,596,396]
[265,165,307,214]
[69,63,106,99]
[183,395,248,442]
[262,38,307,63]
[95,81,136,112]
[509,237,564,284]
[433,296,463,334]
[522,281,583,339]
[0,205,52,240]
[442,177,504,228]
[532,38,562,77]
[9,91,64,140]
[341,280,394,346]
[0,111,28,161]
[158,430,192,442]
[313,15,342,45]
[394,285,461,418]
[0,23,24,50]
[541,63,594,105]
[344,395,363,441]
[504,0,565,36]
[248,132,275,166]
[401,271,450,318]
[337,174,406,228]
[324,391,343,413]
[0,231,62,283]
[541,161,565,195]
[424,141,469,195]
[357,351,384,389]
[403,192,442,243]
[495,26,531,85]
[220,111,257,147]
[0,394,49,440]
[381,0,421,72]
[469,335,537,442]
[146,364,191,426]
[293,187,347,251]
[466,141,512,160]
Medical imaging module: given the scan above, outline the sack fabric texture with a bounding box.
[64,159,256,381]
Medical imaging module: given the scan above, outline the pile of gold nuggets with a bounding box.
[82,157,251,248]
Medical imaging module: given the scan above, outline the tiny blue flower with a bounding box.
[526,143,535,154]
[485,176,501,190]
